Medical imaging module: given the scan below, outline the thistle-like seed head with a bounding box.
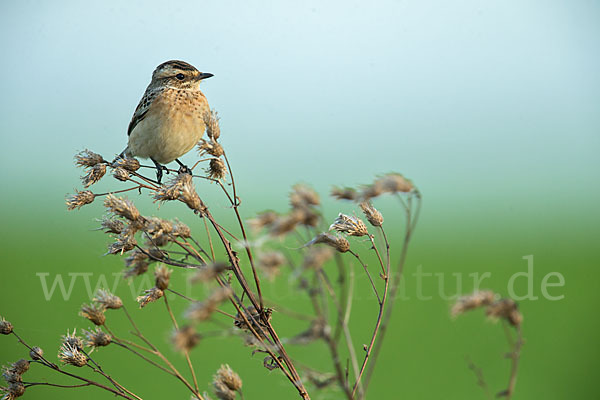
[8,360,29,376]
[81,163,107,188]
[93,289,123,310]
[112,167,130,182]
[359,202,384,227]
[331,186,358,201]
[203,109,221,140]
[172,221,191,238]
[451,291,497,317]
[486,298,523,327]
[58,342,88,367]
[75,149,105,168]
[29,347,44,361]
[206,158,227,180]
[198,139,224,157]
[307,233,350,253]
[213,380,236,400]
[104,194,140,221]
[111,157,140,172]
[178,174,205,213]
[106,234,137,255]
[123,249,150,278]
[66,190,95,211]
[215,364,242,392]
[290,184,320,209]
[5,381,26,398]
[99,216,125,234]
[83,327,111,348]
[79,303,106,326]
[329,214,369,237]
[62,329,83,350]
[137,287,164,308]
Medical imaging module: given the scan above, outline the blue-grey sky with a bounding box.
[1,0,599,209]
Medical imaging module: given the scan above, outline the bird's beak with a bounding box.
[197,72,214,80]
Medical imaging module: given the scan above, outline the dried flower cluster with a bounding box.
[452,290,523,327]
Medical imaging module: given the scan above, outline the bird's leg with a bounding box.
[175,158,192,175]
[151,158,169,184]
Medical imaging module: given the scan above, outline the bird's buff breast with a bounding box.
[128,90,208,164]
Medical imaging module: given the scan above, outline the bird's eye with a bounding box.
[176,73,185,80]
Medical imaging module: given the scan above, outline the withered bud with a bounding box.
[331,186,358,201]
[83,327,111,348]
[359,202,384,226]
[215,364,243,392]
[307,233,350,253]
[137,287,164,308]
[81,163,107,188]
[66,190,95,211]
[185,288,232,322]
[104,194,140,221]
[111,157,140,172]
[112,167,130,182]
[154,265,172,290]
[79,303,106,326]
[451,291,497,317]
[203,109,221,140]
[29,347,44,361]
[75,149,105,167]
[329,214,369,237]
[0,316,13,335]
[486,299,523,327]
[58,343,88,367]
[290,184,320,209]
[172,325,200,352]
[99,216,124,234]
[206,158,227,180]
[190,262,228,283]
[93,289,123,310]
[198,139,224,157]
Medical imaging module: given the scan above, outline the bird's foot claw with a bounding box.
[178,165,192,175]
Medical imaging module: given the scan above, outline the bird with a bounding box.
[121,60,213,183]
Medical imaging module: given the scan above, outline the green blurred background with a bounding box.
[1,0,599,399]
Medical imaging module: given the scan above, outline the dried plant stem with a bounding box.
[466,356,493,400]
[348,250,381,305]
[504,325,523,400]
[83,351,140,399]
[363,195,420,392]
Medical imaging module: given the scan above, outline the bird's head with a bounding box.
[150,60,213,89]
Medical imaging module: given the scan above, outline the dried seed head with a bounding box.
[29,347,44,361]
[83,327,111,348]
[248,211,278,231]
[104,194,140,221]
[0,316,13,335]
[153,178,183,202]
[331,186,358,201]
[215,364,243,392]
[154,265,172,290]
[329,214,369,237]
[112,167,130,182]
[123,249,150,278]
[292,207,320,228]
[206,158,227,180]
[269,213,302,237]
[62,330,84,350]
[198,139,224,157]
[81,163,107,187]
[178,174,205,213]
[111,157,140,172]
[258,252,286,280]
[5,381,26,398]
[172,325,200,352]
[290,185,320,209]
[360,181,385,200]
[486,299,523,327]
[93,289,123,310]
[106,234,137,255]
[379,173,414,193]
[1,369,21,385]
[213,380,236,400]
[359,202,384,226]
[75,149,104,167]
[99,216,125,234]
[8,360,29,376]
[303,247,334,269]
[66,190,95,211]
[185,288,232,322]
[307,233,350,253]
[190,262,228,284]
[203,109,221,140]
[137,287,164,308]
[451,291,497,317]
[172,221,191,238]
[79,303,106,326]
[58,343,88,367]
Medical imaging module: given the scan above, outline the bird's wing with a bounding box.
[127,88,162,136]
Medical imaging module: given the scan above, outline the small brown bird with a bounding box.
[121,60,213,183]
